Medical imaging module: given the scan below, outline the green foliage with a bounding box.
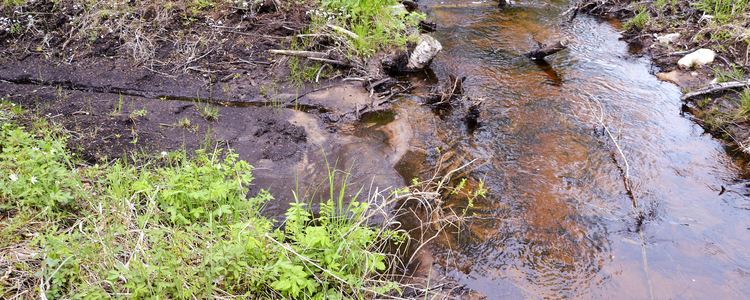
[267,162,399,298]
[713,64,745,82]
[0,115,402,299]
[130,148,256,224]
[0,122,79,211]
[2,0,24,8]
[198,103,220,121]
[129,108,147,119]
[735,88,750,119]
[622,8,649,32]
[318,0,425,56]
[177,116,192,128]
[690,0,749,24]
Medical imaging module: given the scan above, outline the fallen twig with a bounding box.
[681,79,750,100]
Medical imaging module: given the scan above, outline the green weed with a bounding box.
[623,8,650,31]
[317,0,425,56]
[0,119,405,299]
[177,116,192,128]
[735,88,750,119]
[691,0,749,24]
[129,108,147,119]
[198,103,220,121]
[112,93,124,115]
[713,64,745,82]
[0,123,79,211]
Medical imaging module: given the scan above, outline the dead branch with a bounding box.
[681,79,750,100]
[524,39,570,60]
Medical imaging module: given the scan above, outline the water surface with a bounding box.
[393,0,750,298]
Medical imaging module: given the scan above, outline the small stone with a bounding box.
[656,70,680,84]
[656,33,680,44]
[691,71,698,77]
[677,48,716,69]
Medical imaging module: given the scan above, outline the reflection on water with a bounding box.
[395,0,750,298]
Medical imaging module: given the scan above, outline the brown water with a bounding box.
[392,0,750,298]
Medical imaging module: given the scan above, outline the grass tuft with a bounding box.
[198,103,220,121]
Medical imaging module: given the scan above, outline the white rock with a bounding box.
[656,33,680,44]
[406,34,442,71]
[677,48,716,69]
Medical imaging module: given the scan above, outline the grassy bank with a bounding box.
[0,100,404,299]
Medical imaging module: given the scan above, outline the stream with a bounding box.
[390,0,750,298]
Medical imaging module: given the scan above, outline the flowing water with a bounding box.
[391,0,750,298]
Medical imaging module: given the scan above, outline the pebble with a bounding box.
[656,33,680,44]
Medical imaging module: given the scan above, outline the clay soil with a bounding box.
[575,0,750,157]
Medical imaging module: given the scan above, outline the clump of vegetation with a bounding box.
[713,63,745,83]
[177,116,192,128]
[622,7,650,32]
[0,103,405,299]
[734,88,750,119]
[312,0,425,56]
[690,0,749,24]
[198,103,220,121]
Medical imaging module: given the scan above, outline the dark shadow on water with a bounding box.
[532,59,563,86]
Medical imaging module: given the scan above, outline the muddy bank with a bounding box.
[1,74,416,219]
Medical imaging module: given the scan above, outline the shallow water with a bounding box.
[393,0,750,298]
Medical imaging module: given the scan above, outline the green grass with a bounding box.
[314,0,425,57]
[622,7,650,32]
[0,102,405,299]
[198,103,219,121]
[713,64,745,83]
[690,0,749,24]
[735,88,750,119]
[177,116,192,128]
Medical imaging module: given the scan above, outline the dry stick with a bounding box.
[585,94,653,300]
[681,79,750,100]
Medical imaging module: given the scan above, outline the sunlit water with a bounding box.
[393,0,750,298]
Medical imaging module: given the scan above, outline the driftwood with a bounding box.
[524,39,570,60]
[681,79,750,100]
